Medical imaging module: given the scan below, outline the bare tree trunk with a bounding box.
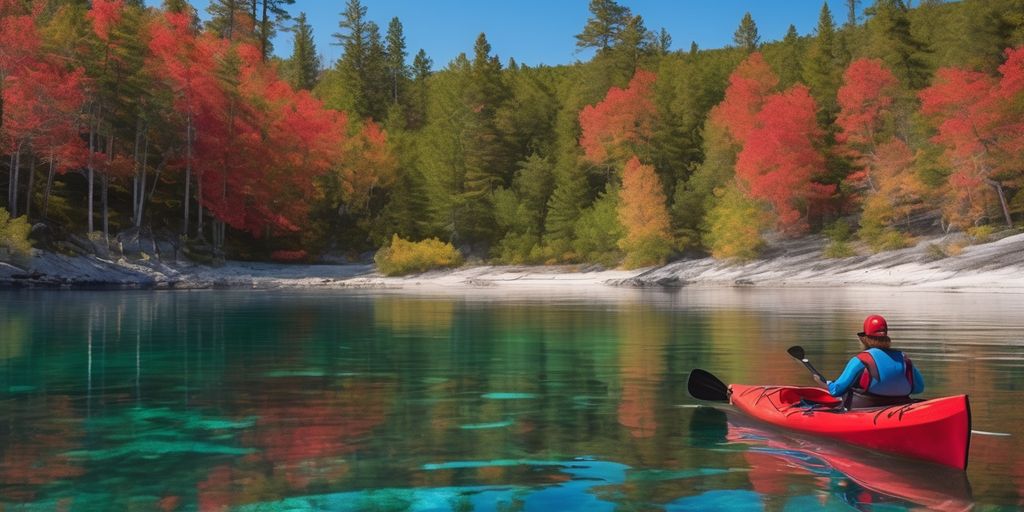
[88,110,96,233]
[987,179,1013,228]
[10,144,21,218]
[197,169,204,240]
[103,133,113,241]
[260,0,269,61]
[43,150,55,219]
[183,114,192,236]
[132,117,142,225]
[6,152,13,210]
[24,154,35,219]
[135,131,149,227]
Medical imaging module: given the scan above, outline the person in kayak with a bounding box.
[820,315,925,408]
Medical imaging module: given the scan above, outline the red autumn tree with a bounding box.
[709,52,779,144]
[186,39,350,247]
[836,58,900,154]
[837,58,927,246]
[1,0,42,216]
[0,0,41,137]
[617,155,672,268]
[579,69,657,166]
[920,46,1024,229]
[8,63,87,218]
[148,11,222,235]
[735,85,831,234]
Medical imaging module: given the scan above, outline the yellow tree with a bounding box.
[617,156,672,268]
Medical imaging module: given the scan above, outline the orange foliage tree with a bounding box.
[617,156,672,268]
[836,58,926,247]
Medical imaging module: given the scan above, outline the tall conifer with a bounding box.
[287,12,320,90]
[733,12,760,52]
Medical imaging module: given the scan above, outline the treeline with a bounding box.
[1,0,1023,265]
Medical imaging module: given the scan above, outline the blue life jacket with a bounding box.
[854,348,915,396]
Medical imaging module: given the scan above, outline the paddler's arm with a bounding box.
[827,357,866,397]
[910,366,925,394]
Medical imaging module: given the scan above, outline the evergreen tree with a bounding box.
[846,0,860,27]
[332,0,370,117]
[163,0,189,13]
[206,0,253,42]
[951,0,1019,71]
[363,21,390,119]
[458,33,510,245]
[385,17,409,105]
[492,154,555,262]
[286,12,320,90]
[864,0,931,89]
[803,3,842,118]
[544,88,590,256]
[612,15,654,75]
[575,0,631,53]
[777,24,803,87]
[733,12,760,52]
[656,27,672,56]
[407,48,432,129]
[253,0,295,61]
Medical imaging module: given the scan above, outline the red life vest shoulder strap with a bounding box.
[855,351,879,392]
[903,355,914,388]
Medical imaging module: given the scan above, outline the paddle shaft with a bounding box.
[798,358,828,384]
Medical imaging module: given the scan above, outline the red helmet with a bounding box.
[859,315,888,337]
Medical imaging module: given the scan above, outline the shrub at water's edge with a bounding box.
[374,235,463,276]
[0,209,32,265]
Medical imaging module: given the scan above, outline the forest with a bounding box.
[1,0,1023,267]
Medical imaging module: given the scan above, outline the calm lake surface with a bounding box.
[2,287,1023,511]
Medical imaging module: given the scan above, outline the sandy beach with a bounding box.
[2,232,1023,293]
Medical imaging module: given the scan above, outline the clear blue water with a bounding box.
[1,288,1023,510]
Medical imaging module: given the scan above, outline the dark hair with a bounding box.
[859,335,891,349]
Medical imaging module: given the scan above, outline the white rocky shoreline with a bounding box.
[2,232,1023,293]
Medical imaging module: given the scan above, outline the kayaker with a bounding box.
[819,315,925,408]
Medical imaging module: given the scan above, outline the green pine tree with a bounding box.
[777,24,804,87]
[864,0,931,89]
[385,17,410,105]
[733,12,760,52]
[803,3,842,118]
[206,0,253,42]
[286,12,320,90]
[575,0,631,53]
[406,49,432,129]
[253,0,295,61]
[656,28,672,56]
[458,33,511,245]
[331,0,370,117]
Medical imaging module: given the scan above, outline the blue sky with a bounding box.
[150,1,862,69]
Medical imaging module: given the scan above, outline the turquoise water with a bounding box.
[1,288,1023,510]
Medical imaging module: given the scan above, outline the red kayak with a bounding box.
[728,384,971,470]
[702,407,974,511]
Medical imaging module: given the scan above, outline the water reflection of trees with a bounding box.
[2,290,1024,508]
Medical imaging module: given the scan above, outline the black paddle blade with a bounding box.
[787,345,806,360]
[687,369,730,402]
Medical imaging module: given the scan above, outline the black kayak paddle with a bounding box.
[687,368,730,402]
[787,345,828,385]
